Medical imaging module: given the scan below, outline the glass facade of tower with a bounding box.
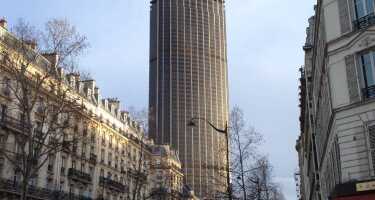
[149,0,229,197]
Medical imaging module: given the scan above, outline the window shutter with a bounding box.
[338,0,352,34]
[348,0,355,21]
[368,126,375,169]
[345,55,361,103]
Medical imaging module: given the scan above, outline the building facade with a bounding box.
[149,145,183,199]
[148,0,229,197]
[297,1,375,199]
[0,20,183,200]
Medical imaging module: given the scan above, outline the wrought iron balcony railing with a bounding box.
[0,113,31,133]
[68,168,92,184]
[353,13,375,31]
[99,176,128,193]
[0,178,50,199]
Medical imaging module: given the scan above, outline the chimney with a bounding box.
[66,73,76,88]
[82,80,95,97]
[102,99,108,110]
[108,98,120,111]
[94,87,100,102]
[42,53,59,68]
[0,19,7,30]
[25,40,37,50]
[57,67,64,78]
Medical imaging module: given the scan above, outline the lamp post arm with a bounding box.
[190,117,231,199]
[191,117,227,134]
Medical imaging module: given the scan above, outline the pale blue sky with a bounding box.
[2,0,315,199]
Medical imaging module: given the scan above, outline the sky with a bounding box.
[2,0,315,199]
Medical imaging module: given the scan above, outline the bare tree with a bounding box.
[128,106,149,135]
[246,157,285,200]
[229,106,262,200]
[41,18,89,73]
[118,106,149,199]
[228,106,285,200]
[126,134,150,200]
[0,19,87,200]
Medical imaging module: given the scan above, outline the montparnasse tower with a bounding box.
[148,0,229,197]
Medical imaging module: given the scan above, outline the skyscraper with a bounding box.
[148,0,229,197]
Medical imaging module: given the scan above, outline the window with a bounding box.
[1,104,7,121]
[72,160,76,169]
[355,0,375,18]
[91,132,96,143]
[360,51,375,97]
[102,133,106,145]
[101,149,105,163]
[81,163,86,172]
[109,135,113,148]
[61,156,66,174]
[48,154,55,172]
[89,166,94,175]
[108,152,112,166]
[82,143,86,158]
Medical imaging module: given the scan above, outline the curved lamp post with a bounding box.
[188,117,232,200]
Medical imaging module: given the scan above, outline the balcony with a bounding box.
[99,177,127,193]
[0,113,31,133]
[0,178,51,199]
[0,177,94,199]
[353,13,375,31]
[62,141,71,153]
[362,86,375,99]
[51,191,93,200]
[68,168,92,184]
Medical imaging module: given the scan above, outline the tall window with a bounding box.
[360,51,375,97]
[72,160,76,169]
[355,0,375,18]
[100,169,104,177]
[61,156,66,172]
[101,149,105,163]
[48,154,55,171]
[1,104,7,121]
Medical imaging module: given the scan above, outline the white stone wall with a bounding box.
[315,0,375,198]
[299,1,375,199]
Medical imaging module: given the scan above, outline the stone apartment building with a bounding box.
[0,19,184,200]
[296,0,375,200]
[149,145,183,199]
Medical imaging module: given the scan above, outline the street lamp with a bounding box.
[188,117,232,200]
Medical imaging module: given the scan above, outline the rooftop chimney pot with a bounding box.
[0,19,7,30]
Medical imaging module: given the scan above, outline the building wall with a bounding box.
[298,0,375,200]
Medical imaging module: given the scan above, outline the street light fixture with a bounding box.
[188,117,232,200]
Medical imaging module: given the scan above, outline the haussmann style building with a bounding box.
[0,19,185,200]
[296,0,375,200]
